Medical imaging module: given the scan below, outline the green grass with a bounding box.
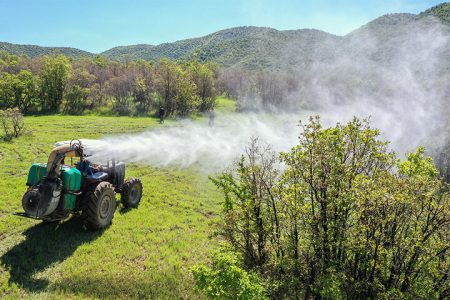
[215,96,237,114]
[0,114,226,299]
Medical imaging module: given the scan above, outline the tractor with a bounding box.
[19,140,143,230]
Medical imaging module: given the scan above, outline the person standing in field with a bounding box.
[159,106,165,124]
[208,109,216,127]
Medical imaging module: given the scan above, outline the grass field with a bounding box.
[0,98,236,299]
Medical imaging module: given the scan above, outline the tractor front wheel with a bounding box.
[82,182,116,230]
[121,178,143,208]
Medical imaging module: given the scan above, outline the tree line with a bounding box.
[0,51,297,116]
[0,51,219,116]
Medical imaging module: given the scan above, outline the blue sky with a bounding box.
[0,0,445,53]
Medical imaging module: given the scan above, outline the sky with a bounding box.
[0,0,445,53]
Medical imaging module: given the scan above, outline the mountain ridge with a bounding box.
[0,2,448,69]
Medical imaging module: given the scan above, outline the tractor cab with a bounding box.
[20,140,143,230]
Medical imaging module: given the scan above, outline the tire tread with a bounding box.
[81,181,116,230]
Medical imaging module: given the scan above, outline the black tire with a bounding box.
[121,178,143,208]
[22,187,40,217]
[82,182,116,230]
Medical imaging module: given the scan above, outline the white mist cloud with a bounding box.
[88,114,306,169]
[86,14,449,169]
[296,14,450,154]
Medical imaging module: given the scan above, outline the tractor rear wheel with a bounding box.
[121,178,143,208]
[82,182,116,230]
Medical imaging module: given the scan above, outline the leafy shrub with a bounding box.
[0,108,24,141]
[211,117,450,299]
[191,250,268,300]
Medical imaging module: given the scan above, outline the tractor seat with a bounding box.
[88,172,109,181]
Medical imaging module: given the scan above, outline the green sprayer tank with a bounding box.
[26,163,82,210]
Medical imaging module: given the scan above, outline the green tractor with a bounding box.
[20,140,143,230]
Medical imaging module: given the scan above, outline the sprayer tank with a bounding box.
[26,163,82,210]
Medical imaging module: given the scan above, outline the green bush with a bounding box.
[191,250,268,300]
[0,108,24,141]
[211,117,450,299]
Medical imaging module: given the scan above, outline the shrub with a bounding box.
[211,117,450,299]
[191,250,268,300]
[0,108,24,141]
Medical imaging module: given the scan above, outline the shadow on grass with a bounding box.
[53,272,191,299]
[119,207,132,214]
[0,217,102,292]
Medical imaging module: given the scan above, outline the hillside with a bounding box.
[100,3,450,70]
[0,41,93,59]
[420,2,450,24]
[98,3,450,69]
[100,44,156,60]
[0,2,448,70]
[101,27,339,69]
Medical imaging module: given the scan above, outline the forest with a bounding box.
[0,51,304,118]
[0,52,220,117]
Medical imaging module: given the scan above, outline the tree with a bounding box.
[63,68,95,114]
[0,51,20,74]
[174,70,199,117]
[15,70,38,113]
[107,73,135,115]
[133,77,155,114]
[187,61,218,111]
[153,59,179,116]
[0,73,15,109]
[0,71,38,113]
[210,139,280,270]
[39,55,71,113]
[212,117,450,299]
[256,71,285,110]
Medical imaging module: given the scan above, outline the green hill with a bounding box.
[98,3,450,70]
[0,2,448,70]
[0,42,93,59]
[100,27,339,70]
[420,2,450,24]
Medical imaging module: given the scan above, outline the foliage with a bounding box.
[187,61,218,112]
[435,141,450,183]
[63,68,95,114]
[153,58,180,116]
[0,52,221,117]
[0,70,38,113]
[174,70,200,116]
[192,249,268,300]
[211,117,450,299]
[133,77,155,114]
[421,2,450,25]
[210,138,279,270]
[0,108,24,141]
[39,55,71,112]
[0,42,93,59]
